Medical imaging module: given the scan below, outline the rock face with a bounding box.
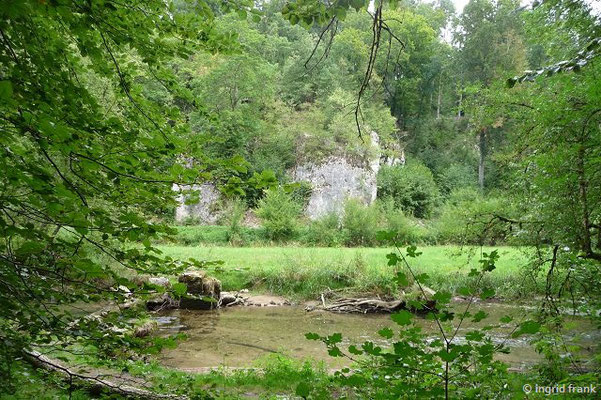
[173,131,382,222]
[173,183,221,224]
[178,269,222,310]
[292,131,381,220]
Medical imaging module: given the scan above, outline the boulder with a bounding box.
[219,292,238,307]
[177,269,221,310]
[179,296,218,310]
[134,320,158,338]
[178,269,207,294]
[146,293,177,311]
[148,277,171,289]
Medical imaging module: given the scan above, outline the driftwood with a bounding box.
[321,297,437,314]
[24,350,187,400]
[324,298,406,313]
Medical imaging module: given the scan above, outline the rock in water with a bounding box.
[219,292,238,307]
[178,269,207,293]
[178,269,221,310]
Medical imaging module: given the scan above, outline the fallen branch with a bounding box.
[24,350,187,400]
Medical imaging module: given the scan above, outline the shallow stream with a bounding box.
[153,302,599,371]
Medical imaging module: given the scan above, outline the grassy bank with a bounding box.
[156,245,536,299]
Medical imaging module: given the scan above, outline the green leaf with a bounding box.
[465,331,485,341]
[512,320,541,337]
[500,315,513,323]
[361,341,381,355]
[327,333,343,344]
[394,271,409,286]
[471,310,488,323]
[433,291,452,305]
[391,310,413,326]
[328,347,343,357]
[172,283,187,296]
[386,252,399,266]
[480,288,495,300]
[468,268,480,277]
[377,230,395,242]
[378,327,394,339]
[0,80,12,101]
[348,345,363,355]
[295,381,312,398]
[16,241,45,255]
[406,245,422,258]
[305,332,320,341]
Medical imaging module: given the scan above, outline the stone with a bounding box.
[177,269,221,310]
[146,293,176,311]
[148,277,171,289]
[134,320,158,338]
[291,131,381,220]
[173,183,222,224]
[178,269,207,294]
[219,292,238,307]
[179,296,218,310]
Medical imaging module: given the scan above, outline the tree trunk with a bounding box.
[577,143,593,256]
[478,128,486,190]
[457,90,463,119]
[436,74,442,119]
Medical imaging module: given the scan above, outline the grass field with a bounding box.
[156,245,537,300]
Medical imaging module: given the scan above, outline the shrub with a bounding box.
[437,163,477,196]
[377,161,440,218]
[301,213,344,246]
[342,198,380,246]
[256,187,302,241]
[221,198,247,245]
[434,187,514,245]
[378,199,423,245]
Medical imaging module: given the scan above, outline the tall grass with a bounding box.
[157,245,535,299]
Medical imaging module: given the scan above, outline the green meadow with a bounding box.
[156,245,535,299]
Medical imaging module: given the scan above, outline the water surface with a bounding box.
[154,303,597,370]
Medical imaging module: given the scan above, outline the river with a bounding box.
[153,302,599,371]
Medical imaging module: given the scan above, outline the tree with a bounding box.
[0,0,252,388]
[454,0,527,190]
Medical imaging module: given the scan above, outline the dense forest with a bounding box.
[1,0,600,398]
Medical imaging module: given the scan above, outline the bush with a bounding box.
[256,187,302,241]
[342,198,380,246]
[437,163,477,196]
[221,198,247,245]
[301,213,344,246]
[434,187,514,245]
[378,199,424,245]
[377,161,440,218]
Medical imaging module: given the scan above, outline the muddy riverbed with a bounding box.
[153,302,599,371]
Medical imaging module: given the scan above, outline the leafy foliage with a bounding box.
[304,246,530,399]
[256,187,302,241]
[378,162,440,218]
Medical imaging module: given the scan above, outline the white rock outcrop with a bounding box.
[173,183,221,224]
[292,131,381,220]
